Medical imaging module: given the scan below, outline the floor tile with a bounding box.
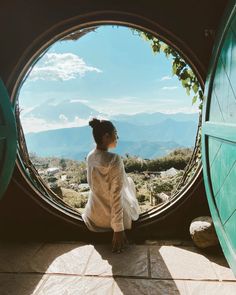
[0,273,48,295]
[30,242,94,275]
[150,245,217,280]
[113,278,188,295]
[0,241,235,295]
[206,252,236,281]
[186,280,236,295]
[144,240,193,246]
[36,275,114,295]
[0,242,43,272]
[85,244,148,277]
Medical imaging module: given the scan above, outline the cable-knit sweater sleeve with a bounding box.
[109,154,124,232]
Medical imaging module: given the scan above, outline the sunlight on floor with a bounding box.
[0,240,235,294]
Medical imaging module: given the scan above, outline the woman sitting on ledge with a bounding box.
[82,118,140,253]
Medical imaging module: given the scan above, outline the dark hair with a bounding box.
[89,117,115,144]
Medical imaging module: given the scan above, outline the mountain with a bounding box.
[22,99,198,126]
[25,126,182,160]
[25,119,196,160]
[22,100,199,160]
[108,119,197,146]
[112,140,182,159]
[21,99,103,122]
[110,112,199,126]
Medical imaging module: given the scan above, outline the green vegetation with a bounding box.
[60,188,88,209]
[123,148,192,172]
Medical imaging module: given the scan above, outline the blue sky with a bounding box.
[19,25,199,132]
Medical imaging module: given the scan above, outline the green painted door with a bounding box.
[0,79,17,199]
[202,1,236,275]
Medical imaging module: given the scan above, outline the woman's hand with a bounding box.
[112,230,129,253]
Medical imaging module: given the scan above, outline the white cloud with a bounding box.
[103,96,137,104]
[162,86,178,90]
[59,114,68,122]
[160,75,172,81]
[88,114,109,121]
[21,116,89,133]
[89,95,199,116]
[20,112,112,133]
[28,53,102,81]
[70,99,89,104]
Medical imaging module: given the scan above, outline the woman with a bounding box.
[82,117,140,253]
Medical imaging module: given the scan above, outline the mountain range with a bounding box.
[22,99,199,160]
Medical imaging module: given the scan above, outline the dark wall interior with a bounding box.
[0,0,228,242]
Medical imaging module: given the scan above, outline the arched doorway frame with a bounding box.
[7,10,205,227]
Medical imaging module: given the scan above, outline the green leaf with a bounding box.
[199,90,204,99]
[187,69,194,77]
[180,70,189,80]
[192,95,198,105]
[172,63,177,75]
[186,86,190,96]
[193,83,199,94]
[152,42,160,53]
[176,67,181,76]
[161,43,167,51]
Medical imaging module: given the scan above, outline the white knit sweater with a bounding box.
[82,148,140,232]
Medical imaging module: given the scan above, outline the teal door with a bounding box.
[202,1,236,275]
[0,79,17,199]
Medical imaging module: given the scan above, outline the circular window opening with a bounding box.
[15,24,203,218]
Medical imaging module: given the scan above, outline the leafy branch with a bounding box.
[132,30,204,111]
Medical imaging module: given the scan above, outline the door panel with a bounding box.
[0,79,17,199]
[202,1,236,275]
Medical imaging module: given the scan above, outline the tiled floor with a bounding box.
[0,240,235,294]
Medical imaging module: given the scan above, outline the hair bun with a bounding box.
[89,118,100,128]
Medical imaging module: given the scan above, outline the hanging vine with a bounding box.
[132,29,205,111]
